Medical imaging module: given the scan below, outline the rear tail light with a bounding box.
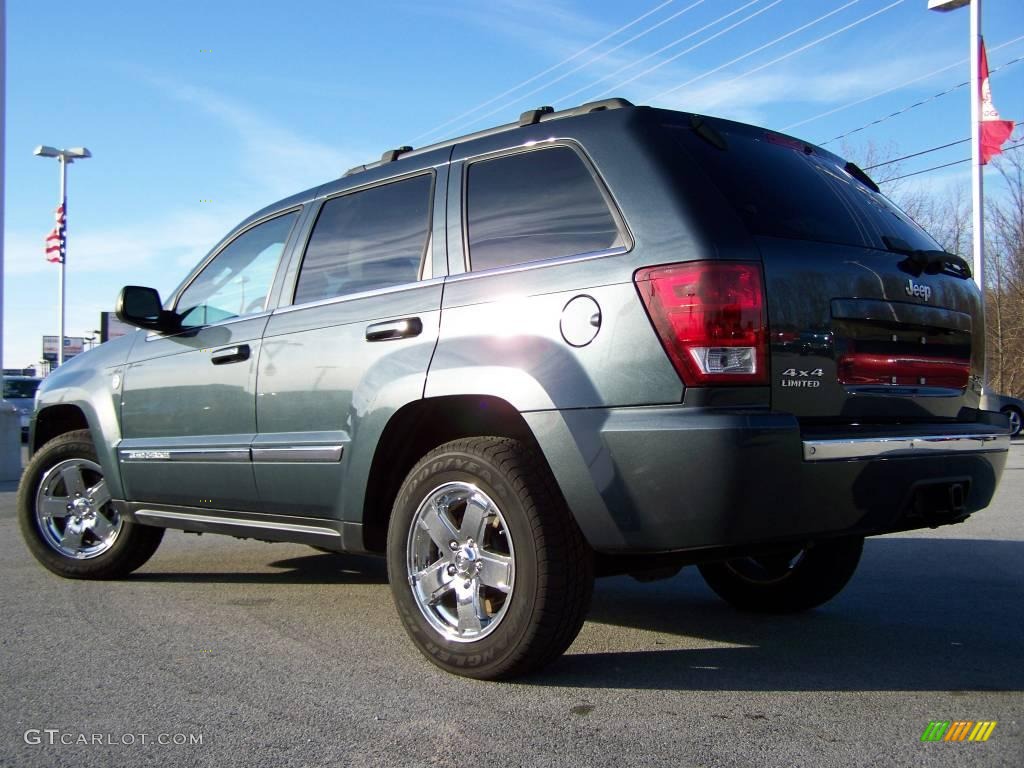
[634,261,768,386]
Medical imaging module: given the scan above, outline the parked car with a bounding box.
[983,391,1024,437]
[18,99,1011,679]
[3,375,42,441]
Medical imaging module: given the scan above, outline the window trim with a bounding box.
[170,207,303,325]
[460,140,632,274]
[288,169,437,308]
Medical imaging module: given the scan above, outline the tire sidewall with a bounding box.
[387,447,540,675]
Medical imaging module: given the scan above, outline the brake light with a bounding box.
[634,261,768,386]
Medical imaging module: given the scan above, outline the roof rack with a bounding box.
[343,97,634,177]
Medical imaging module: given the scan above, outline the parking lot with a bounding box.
[1,443,1021,768]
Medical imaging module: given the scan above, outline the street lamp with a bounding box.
[33,145,91,367]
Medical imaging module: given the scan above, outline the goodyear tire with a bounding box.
[18,430,164,579]
[698,537,864,613]
[387,437,594,680]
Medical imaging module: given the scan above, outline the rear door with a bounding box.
[254,164,445,519]
[668,117,982,425]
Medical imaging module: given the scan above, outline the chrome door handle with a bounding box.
[210,344,250,364]
[366,317,423,342]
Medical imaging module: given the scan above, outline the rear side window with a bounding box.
[466,146,623,272]
[294,174,433,304]
[666,119,940,253]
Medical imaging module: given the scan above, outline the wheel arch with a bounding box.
[33,399,126,500]
[359,395,539,553]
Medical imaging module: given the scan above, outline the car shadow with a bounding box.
[529,537,1024,692]
[132,551,389,585]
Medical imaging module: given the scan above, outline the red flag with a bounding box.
[980,38,1014,164]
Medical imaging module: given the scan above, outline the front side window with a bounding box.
[466,146,623,272]
[293,174,433,305]
[176,211,298,329]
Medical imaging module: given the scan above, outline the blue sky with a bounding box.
[4,0,1023,368]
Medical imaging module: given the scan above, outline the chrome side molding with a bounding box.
[251,445,344,463]
[803,433,1011,462]
[120,445,344,463]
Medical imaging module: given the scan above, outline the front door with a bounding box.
[118,210,300,511]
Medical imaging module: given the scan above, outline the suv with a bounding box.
[19,99,1011,679]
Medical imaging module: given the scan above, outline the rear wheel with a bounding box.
[18,430,164,579]
[1002,406,1022,437]
[387,437,593,679]
[698,537,863,613]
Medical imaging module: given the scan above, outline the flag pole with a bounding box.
[969,0,983,287]
[57,154,67,368]
[969,0,985,385]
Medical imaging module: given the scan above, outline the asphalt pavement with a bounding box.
[1,444,1022,768]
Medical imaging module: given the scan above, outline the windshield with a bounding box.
[662,115,941,253]
[4,379,40,399]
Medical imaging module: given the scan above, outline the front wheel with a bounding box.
[698,537,864,614]
[18,430,164,579]
[387,437,594,680]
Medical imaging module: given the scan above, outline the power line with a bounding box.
[862,116,1022,170]
[435,0,708,140]
[551,0,771,107]
[652,0,862,101]
[864,138,969,169]
[592,0,784,100]
[782,33,1024,132]
[680,0,907,104]
[409,0,676,144]
[821,55,1023,146]
[881,141,1024,183]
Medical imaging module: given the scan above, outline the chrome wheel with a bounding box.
[34,458,121,559]
[406,482,515,643]
[723,549,807,585]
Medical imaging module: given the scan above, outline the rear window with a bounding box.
[466,146,624,272]
[665,118,940,253]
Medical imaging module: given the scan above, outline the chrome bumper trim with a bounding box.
[803,433,1011,462]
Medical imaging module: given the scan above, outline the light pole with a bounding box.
[33,144,91,367]
[928,0,982,291]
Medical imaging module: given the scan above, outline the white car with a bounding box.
[2,376,42,440]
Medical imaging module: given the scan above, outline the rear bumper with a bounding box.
[525,406,1010,554]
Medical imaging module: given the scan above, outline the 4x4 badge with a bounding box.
[781,368,823,388]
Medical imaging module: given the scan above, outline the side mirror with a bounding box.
[115,286,179,332]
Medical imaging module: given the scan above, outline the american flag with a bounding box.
[45,199,66,264]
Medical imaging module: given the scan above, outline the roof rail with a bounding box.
[343,97,634,177]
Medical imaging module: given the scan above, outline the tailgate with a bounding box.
[761,237,981,423]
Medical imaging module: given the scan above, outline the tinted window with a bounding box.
[466,147,622,272]
[665,119,940,252]
[177,212,297,329]
[294,174,433,304]
[3,379,39,399]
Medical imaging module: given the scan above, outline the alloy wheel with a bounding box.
[406,482,515,643]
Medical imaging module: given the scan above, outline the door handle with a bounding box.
[366,317,423,342]
[210,344,250,364]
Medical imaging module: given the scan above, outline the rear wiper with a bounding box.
[882,235,972,279]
